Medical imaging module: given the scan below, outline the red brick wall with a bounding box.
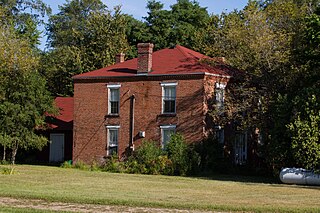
[73,76,213,164]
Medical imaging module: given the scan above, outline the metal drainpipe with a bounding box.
[129,94,135,153]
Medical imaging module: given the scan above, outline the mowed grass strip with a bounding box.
[0,165,319,212]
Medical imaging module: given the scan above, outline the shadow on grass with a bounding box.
[189,173,279,184]
[190,173,320,190]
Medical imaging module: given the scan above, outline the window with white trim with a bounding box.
[107,84,121,115]
[215,83,226,110]
[106,125,120,156]
[161,82,177,114]
[160,125,176,149]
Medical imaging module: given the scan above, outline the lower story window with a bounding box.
[106,125,120,156]
[234,132,247,165]
[160,125,176,149]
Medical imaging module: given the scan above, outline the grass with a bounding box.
[0,165,320,212]
[0,207,70,213]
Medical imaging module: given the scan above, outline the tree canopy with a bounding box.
[0,17,55,164]
[43,0,129,96]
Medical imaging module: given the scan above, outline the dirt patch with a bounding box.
[0,197,216,212]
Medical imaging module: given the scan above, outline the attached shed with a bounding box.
[37,97,73,163]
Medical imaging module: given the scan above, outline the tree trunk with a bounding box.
[2,146,5,161]
[11,143,18,165]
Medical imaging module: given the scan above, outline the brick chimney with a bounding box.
[115,53,125,64]
[137,43,154,74]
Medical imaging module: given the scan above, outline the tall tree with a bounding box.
[141,0,210,50]
[0,0,51,48]
[43,0,129,96]
[201,0,320,172]
[0,24,55,164]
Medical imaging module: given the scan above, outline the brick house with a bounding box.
[72,43,240,164]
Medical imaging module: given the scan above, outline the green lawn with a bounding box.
[0,165,319,212]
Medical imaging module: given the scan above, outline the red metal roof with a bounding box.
[47,97,73,131]
[73,45,235,79]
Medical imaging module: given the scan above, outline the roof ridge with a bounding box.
[176,44,207,60]
[175,45,192,59]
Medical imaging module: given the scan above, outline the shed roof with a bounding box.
[47,97,73,131]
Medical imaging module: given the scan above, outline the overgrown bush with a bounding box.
[128,140,167,174]
[196,137,231,173]
[60,161,73,168]
[73,160,90,170]
[166,133,197,175]
[59,137,200,176]
[102,154,126,173]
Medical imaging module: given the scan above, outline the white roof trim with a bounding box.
[204,72,231,79]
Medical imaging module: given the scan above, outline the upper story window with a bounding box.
[215,82,226,110]
[107,84,121,115]
[106,125,120,156]
[161,82,177,114]
[160,125,176,149]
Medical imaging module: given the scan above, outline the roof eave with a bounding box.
[73,72,231,81]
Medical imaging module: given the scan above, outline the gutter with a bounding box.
[73,72,231,81]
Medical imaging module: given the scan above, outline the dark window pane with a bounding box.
[109,146,118,155]
[110,101,119,114]
[164,100,175,113]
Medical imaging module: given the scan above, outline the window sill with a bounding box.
[105,114,120,118]
[159,113,176,117]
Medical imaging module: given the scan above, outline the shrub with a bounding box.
[130,140,164,174]
[60,161,73,168]
[166,133,191,176]
[73,160,90,170]
[102,154,126,173]
[196,137,231,174]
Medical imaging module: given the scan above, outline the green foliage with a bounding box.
[196,137,231,174]
[0,0,51,48]
[43,0,129,96]
[60,161,73,168]
[102,154,126,173]
[73,160,90,170]
[287,94,320,170]
[0,25,55,164]
[129,140,167,175]
[166,133,190,176]
[65,137,198,176]
[124,0,210,51]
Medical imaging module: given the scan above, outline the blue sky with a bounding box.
[43,0,248,18]
[39,0,248,49]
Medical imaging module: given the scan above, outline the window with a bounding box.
[106,126,120,156]
[234,132,247,165]
[161,82,177,114]
[160,125,176,149]
[215,82,226,111]
[108,84,121,115]
[215,126,224,144]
